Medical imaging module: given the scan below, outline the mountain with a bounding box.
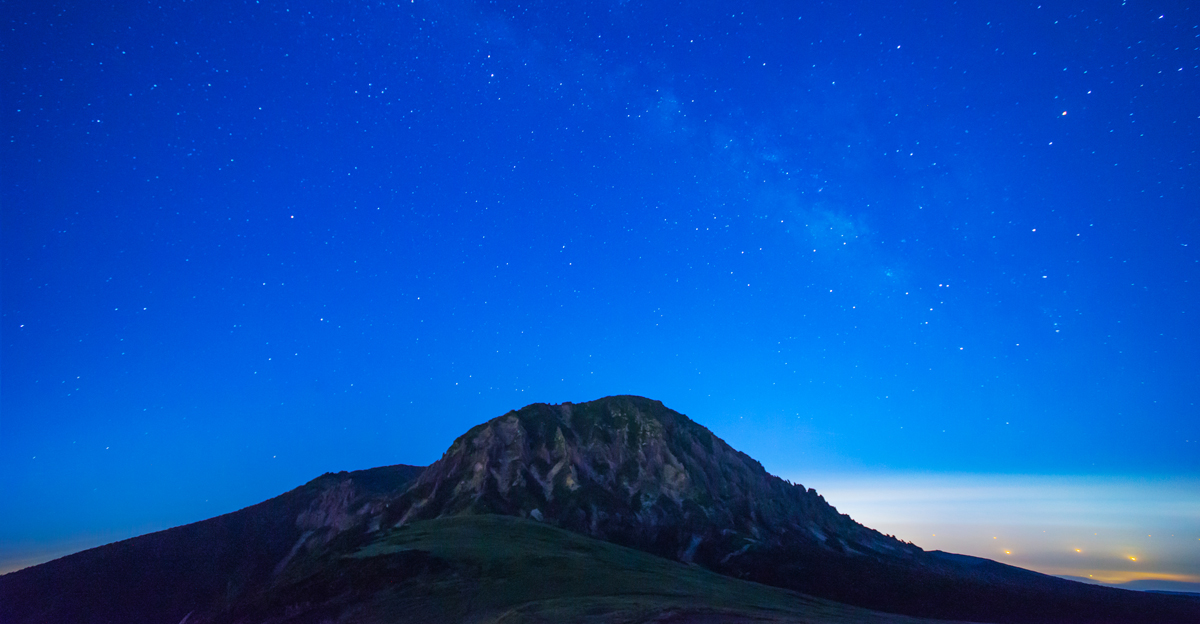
[390,395,919,568]
[0,467,947,624]
[3,395,1199,624]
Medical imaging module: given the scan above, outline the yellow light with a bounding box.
[1129,556,1137,561]
[1004,550,1011,555]
[1075,549,1081,553]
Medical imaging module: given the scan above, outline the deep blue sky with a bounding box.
[3,0,1198,575]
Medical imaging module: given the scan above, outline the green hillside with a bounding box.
[235,514,964,624]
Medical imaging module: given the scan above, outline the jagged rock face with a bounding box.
[388,395,919,570]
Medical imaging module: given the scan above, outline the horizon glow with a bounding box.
[805,472,1200,588]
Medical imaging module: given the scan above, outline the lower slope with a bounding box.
[0,464,423,624]
[207,514,965,624]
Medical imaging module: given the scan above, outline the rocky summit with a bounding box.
[389,395,917,568]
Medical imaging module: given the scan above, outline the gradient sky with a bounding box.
[3,0,1198,583]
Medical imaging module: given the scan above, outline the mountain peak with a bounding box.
[390,395,916,567]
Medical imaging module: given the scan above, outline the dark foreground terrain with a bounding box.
[224,514,957,624]
[3,396,1198,624]
[0,504,951,623]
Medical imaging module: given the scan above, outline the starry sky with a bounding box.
[3,0,1198,585]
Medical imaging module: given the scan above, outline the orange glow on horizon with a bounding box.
[1034,569,1200,585]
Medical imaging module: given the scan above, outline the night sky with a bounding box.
[4,0,1198,586]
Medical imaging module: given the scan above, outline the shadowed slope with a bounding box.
[198,514,963,624]
[0,464,423,624]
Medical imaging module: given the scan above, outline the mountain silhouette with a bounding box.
[2,396,1197,624]
[391,396,919,566]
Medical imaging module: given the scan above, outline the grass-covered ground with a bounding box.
[336,514,962,624]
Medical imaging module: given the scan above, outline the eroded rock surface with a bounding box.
[387,396,920,571]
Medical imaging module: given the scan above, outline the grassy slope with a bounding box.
[262,515,969,624]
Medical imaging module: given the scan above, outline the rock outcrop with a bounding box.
[389,396,918,571]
